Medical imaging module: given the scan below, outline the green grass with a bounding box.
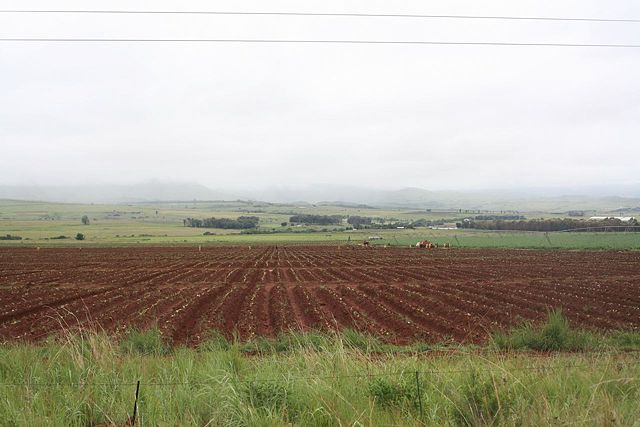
[1,220,638,249]
[2,199,638,249]
[119,327,173,356]
[492,309,590,351]
[491,309,640,352]
[1,319,639,426]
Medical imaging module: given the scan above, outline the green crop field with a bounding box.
[0,199,638,249]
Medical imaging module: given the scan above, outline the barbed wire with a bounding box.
[1,359,637,387]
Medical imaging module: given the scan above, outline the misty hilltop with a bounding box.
[0,182,229,204]
[1,181,640,212]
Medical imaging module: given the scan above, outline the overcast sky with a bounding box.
[1,0,639,192]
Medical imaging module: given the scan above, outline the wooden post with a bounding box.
[131,380,140,425]
[415,371,424,420]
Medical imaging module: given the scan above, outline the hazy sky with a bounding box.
[1,0,639,191]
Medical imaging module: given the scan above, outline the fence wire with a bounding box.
[1,359,638,387]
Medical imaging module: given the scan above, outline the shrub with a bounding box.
[341,328,384,352]
[245,381,292,412]
[120,327,172,356]
[608,331,640,349]
[0,234,22,240]
[451,369,513,426]
[75,233,85,241]
[239,331,331,353]
[199,330,231,351]
[492,309,589,351]
[368,377,415,408]
[271,331,329,352]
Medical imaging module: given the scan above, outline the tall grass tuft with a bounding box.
[450,369,516,426]
[119,326,172,356]
[0,322,639,425]
[368,376,416,408]
[492,308,591,351]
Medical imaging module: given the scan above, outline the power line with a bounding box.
[0,38,638,48]
[0,9,638,23]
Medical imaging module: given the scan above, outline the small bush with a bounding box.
[199,330,231,351]
[245,381,292,412]
[0,234,22,240]
[608,331,640,349]
[271,331,330,352]
[451,369,513,426]
[492,308,589,351]
[239,331,331,353]
[341,328,384,352]
[75,233,85,241]
[120,327,171,356]
[368,377,415,408]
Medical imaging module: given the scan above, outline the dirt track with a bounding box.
[0,246,638,345]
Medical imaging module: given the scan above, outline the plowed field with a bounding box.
[1,246,639,345]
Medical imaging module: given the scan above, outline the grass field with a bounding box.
[1,199,639,425]
[1,200,638,249]
[2,220,639,249]
[1,315,639,426]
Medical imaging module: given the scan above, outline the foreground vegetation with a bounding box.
[1,313,639,426]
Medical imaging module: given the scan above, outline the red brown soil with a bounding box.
[1,246,639,346]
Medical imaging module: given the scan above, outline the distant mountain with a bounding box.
[0,181,229,203]
[245,185,440,206]
[248,184,640,212]
[1,181,639,212]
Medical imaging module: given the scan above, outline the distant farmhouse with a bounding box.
[589,216,635,222]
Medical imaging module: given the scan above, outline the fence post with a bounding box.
[131,380,140,426]
[415,371,424,421]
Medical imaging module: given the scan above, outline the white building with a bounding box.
[589,216,635,222]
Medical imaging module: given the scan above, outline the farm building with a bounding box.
[589,216,635,222]
[429,223,458,230]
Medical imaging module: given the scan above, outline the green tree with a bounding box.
[81,215,90,225]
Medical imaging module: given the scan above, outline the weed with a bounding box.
[245,381,291,411]
[492,309,589,351]
[199,330,231,352]
[368,376,416,408]
[341,328,384,352]
[119,327,172,356]
[451,369,514,426]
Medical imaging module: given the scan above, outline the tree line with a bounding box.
[347,216,450,230]
[289,214,344,225]
[346,216,372,227]
[184,216,260,229]
[474,215,526,221]
[457,217,639,232]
